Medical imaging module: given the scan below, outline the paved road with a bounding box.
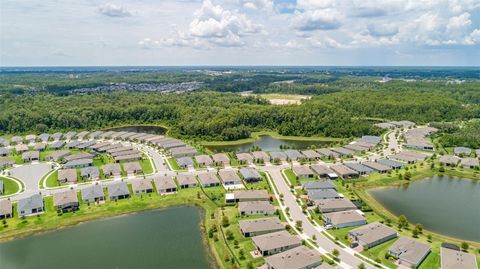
[261,166,379,269]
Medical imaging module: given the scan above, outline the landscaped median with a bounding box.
[0,176,22,196]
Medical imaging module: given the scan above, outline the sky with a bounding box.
[1,0,479,66]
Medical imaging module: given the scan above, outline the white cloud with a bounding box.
[291,9,342,31]
[98,3,133,17]
[446,12,472,33]
[368,23,399,37]
[296,0,335,10]
[240,0,274,11]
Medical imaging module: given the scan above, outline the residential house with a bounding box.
[38,133,50,142]
[15,144,28,153]
[65,140,82,149]
[345,163,375,176]
[239,217,284,237]
[360,135,381,145]
[51,132,63,141]
[284,149,305,161]
[46,150,70,161]
[236,153,253,164]
[64,131,77,140]
[62,159,93,169]
[238,201,275,216]
[454,147,472,156]
[123,161,143,175]
[331,147,355,157]
[307,189,341,201]
[197,171,220,187]
[77,131,90,140]
[362,161,392,174]
[26,135,37,143]
[11,136,22,145]
[292,165,315,178]
[0,158,15,169]
[316,148,339,158]
[439,155,461,166]
[80,166,100,180]
[218,169,242,186]
[440,247,478,269]
[176,157,194,169]
[169,146,198,158]
[53,190,79,212]
[81,184,105,204]
[252,231,302,256]
[131,179,154,194]
[461,158,479,168]
[301,150,322,160]
[0,199,12,219]
[227,190,269,203]
[64,152,94,162]
[176,173,198,189]
[22,151,40,162]
[330,164,359,179]
[377,159,404,170]
[348,222,398,249]
[212,153,230,166]
[322,210,367,228]
[103,163,122,178]
[17,194,44,217]
[49,140,65,150]
[315,198,357,213]
[388,237,431,268]
[33,142,46,151]
[239,167,262,183]
[264,246,322,269]
[269,151,287,162]
[88,131,103,139]
[107,181,130,200]
[310,164,338,179]
[251,151,270,163]
[0,147,11,156]
[153,175,177,194]
[301,180,336,190]
[57,169,77,184]
[114,153,142,163]
[344,143,369,152]
[195,155,213,167]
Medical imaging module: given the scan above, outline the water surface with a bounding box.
[206,135,331,152]
[0,206,212,269]
[369,176,480,242]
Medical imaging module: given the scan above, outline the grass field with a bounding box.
[0,177,20,196]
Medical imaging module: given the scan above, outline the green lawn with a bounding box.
[139,159,154,174]
[361,238,398,269]
[45,171,60,187]
[0,177,20,196]
[93,153,114,167]
[166,158,182,171]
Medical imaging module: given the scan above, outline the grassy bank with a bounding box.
[0,177,21,196]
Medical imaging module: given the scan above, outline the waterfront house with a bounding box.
[388,237,431,268]
[53,190,79,212]
[81,184,105,204]
[80,166,100,180]
[252,231,302,256]
[38,133,50,142]
[197,171,220,187]
[362,161,392,173]
[17,194,44,216]
[454,147,472,156]
[439,155,461,166]
[307,189,341,201]
[239,217,284,237]
[77,131,89,140]
[348,222,398,249]
[239,167,262,183]
[251,151,270,163]
[57,169,77,184]
[212,153,230,166]
[176,173,198,189]
[460,158,479,168]
[231,190,269,203]
[315,198,357,213]
[264,246,322,269]
[169,146,198,158]
[65,131,77,140]
[377,159,404,170]
[331,147,355,157]
[194,155,213,167]
[440,247,478,269]
[316,148,339,158]
[301,150,322,160]
[284,149,305,161]
[107,181,130,200]
[292,165,315,178]
[345,163,375,176]
[236,153,253,164]
[322,210,367,228]
[131,179,154,194]
[152,175,177,194]
[0,199,12,219]
[269,151,287,162]
[238,201,275,216]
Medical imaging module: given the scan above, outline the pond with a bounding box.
[105,125,167,135]
[369,175,480,242]
[206,135,332,153]
[0,206,213,269]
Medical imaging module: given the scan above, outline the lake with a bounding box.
[0,206,213,269]
[369,175,480,242]
[105,125,167,135]
[206,135,332,153]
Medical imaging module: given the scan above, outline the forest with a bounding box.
[0,67,479,142]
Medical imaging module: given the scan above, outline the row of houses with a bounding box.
[374,120,416,129]
[439,155,480,168]
[57,161,144,184]
[403,127,438,151]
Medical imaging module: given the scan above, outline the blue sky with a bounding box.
[1,0,479,66]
